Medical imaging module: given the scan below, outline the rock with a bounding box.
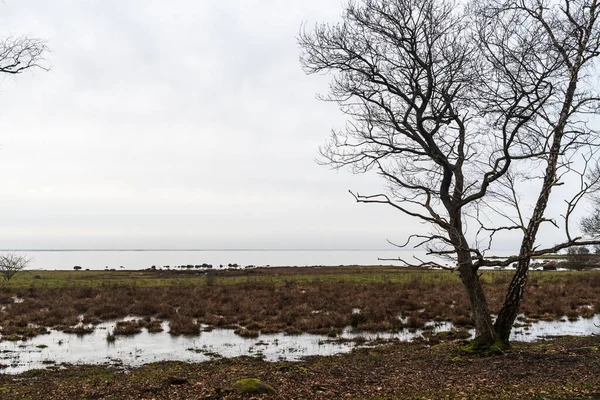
[232,378,275,395]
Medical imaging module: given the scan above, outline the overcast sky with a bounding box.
[0,0,415,250]
[0,1,590,251]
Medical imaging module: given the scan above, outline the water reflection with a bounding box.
[1,314,598,374]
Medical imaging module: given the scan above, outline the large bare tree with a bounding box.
[299,0,600,349]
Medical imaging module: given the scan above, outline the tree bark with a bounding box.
[450,215,496,347]
[493,258,529,345]
[494,67,581,345]
[493,157,557,345]
[457,250,495,346]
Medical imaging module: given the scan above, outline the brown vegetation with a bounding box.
[0,268,598,340]
[169,316,200,336]
[114,320,143,336]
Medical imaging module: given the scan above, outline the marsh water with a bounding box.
[1,315,599,374]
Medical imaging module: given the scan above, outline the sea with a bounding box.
[0,249,447,271]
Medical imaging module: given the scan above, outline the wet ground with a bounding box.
[2,314,599,374]
[1,335,599,399]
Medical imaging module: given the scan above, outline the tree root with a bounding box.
[461,334,508,355]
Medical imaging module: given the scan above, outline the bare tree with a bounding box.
[566,245,593,267]
[581,189,600,236]
[0,31,47,280]
[0,253,31,281]
[299,0,600,350]
[0,30,47,282]
[0,36,48,75]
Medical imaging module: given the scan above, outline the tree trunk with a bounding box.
[448,212,497,349]
[494,67,580,345]
[456,250,496,347]
[494,176,553,345]
[493,149,557,345]
[493,259,529,345]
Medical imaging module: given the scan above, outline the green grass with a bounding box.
[1,268,458,288]
[1,267,595,290]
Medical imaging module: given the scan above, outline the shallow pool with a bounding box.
[1,314,598,374]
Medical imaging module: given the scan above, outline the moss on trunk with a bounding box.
[461,333,508,355]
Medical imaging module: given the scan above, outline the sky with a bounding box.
[0,0,417,250]
[0,1,593,252]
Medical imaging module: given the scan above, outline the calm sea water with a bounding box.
[3,249,443,271]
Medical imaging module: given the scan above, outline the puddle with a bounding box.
[510,314,600,341]
[0,320,362,374]
[1,315,598,374]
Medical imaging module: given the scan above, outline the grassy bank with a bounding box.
[0,335,598,399]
